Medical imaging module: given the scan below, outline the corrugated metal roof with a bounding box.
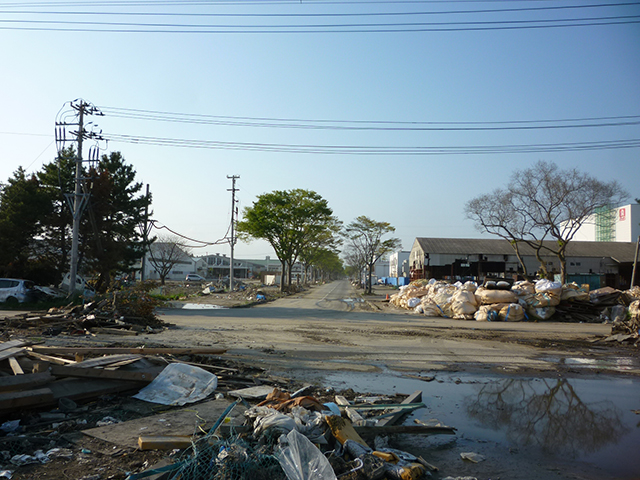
[413,237,638,262]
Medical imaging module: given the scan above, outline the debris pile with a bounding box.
[0,291,166,337]
[390,278,640,327]
[0,340,459,480]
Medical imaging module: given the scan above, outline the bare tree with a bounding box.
[466,161,628,283]
[343,216,401,294]
[147,235,191,285]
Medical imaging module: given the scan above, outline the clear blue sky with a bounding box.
[1,1,639,260]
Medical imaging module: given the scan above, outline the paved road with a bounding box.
[148,280,638,378]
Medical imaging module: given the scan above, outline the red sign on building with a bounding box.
[619,208,626,222]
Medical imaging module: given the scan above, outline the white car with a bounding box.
[185,274,206,282]
[0,278,38,304]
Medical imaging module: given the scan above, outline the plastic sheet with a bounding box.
[277,430,337,480]
[133,363,218,406]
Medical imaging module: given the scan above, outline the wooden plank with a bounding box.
[325,415,369,448]
[138,436,193,451]
[228,385,275,400]
[376,390,423,427]
[8,357,24,375]
[0,340,27,352]
[0,347,26,362]
[74,354,141,368]
[32,346,227,355]
[51,365,158,383]
[26,351,76,365]
[0,387,54,411]
[334,394,367,425]
[354,424,456,436]
[90,327,138,336]
[0,372,53,392]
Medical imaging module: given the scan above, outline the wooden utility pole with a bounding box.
[227,175,239,291]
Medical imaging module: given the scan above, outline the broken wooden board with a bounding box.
[325,415,369,448]
[26,351,76,365]
[228,385,275,400]
[8,357,24,375]
[334,395,366,425]
[376,390,423,427]
[50,365,160,383]
[83,398,247,449]
[0,347,26,362]
[31,346,227,355]
[138,435,193,451]
[0,372,53,392]
[73,354,142,368]
[0,339,28,352]
[0,387,54,411]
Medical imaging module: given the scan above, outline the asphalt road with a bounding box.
[148,279,638,378]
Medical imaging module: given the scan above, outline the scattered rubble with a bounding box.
[0,339,459,480]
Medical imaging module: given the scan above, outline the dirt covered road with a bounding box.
[92,279,639,379]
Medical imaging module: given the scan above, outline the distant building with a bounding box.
[571,203,640,242]
[409,237,638,289]
[388,251,411,278]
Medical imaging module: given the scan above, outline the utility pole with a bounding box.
[55,99,103,296]
[227,175,240,291]
[140,184,151,281]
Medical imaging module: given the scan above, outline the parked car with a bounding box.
[185,274,206,282]
[59,273,96,297]
[0,278,38,304]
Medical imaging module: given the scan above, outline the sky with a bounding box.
[1,0,639,261]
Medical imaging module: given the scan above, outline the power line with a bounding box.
[98,107,640,131]
[1,12,639,32]
[102,133,640,154]
[2,2,637,18]
[150,219,231,247]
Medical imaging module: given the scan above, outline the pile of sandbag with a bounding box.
[474,283,523,322]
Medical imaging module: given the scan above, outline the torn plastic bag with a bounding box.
[277,429,337,480]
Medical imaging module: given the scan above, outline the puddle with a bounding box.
[179,303,227,310]
[321,370,640,479]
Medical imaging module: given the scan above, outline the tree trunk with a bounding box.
[280,261,286,292]
[367,263,374,294]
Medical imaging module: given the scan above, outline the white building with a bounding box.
[388,251,411,278]
[571,203,640,242]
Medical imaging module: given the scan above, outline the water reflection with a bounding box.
[465,378,628,457]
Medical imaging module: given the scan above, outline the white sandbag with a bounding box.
[451,290,478,306]
[511,281,535,296]
[407,297,421,308]
[474,303,508,321]
[461,281,478,293]
[527,306,556,321]
[535,279,562,296]
[475,287,518,305]
[499,303,524,322]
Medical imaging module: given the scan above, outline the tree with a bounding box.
[147,235,191,285]
[36,148,76,282]
[0,168,52,278]
[466,161,628,283]
[312,248,344,282]
[237,189,335,292]
[84,152,151,291]
[342,216,401,294]
[298,217,342,283]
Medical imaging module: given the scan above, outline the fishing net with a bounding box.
[167,400,288,480]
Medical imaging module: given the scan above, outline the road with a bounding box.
[147,279,638,378]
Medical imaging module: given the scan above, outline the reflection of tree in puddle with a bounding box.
[465,378,627,456]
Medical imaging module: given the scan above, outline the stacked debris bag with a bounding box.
[474,280,523,322]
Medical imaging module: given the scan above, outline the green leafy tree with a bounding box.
[0,168,52,279]
[312,248,344,282]
[298,217,342,283]
[237,189,335,292]
[343,216,401,294]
